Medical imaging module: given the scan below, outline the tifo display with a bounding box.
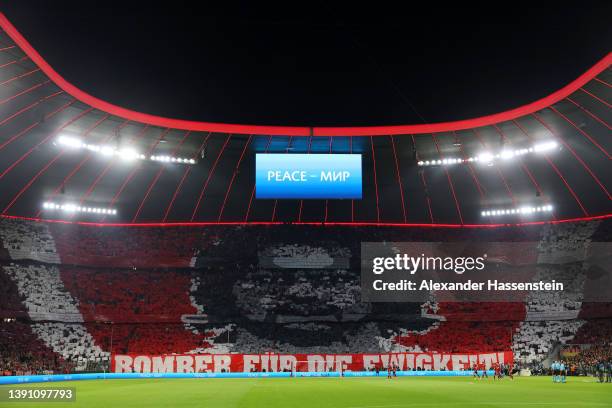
[0,218,610,382]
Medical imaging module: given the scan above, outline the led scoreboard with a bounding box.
[255,154,362,199]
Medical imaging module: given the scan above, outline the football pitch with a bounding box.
[1,376,610,408]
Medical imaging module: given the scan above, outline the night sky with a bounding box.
[3,2,611,126]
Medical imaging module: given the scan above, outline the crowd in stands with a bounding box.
[234,268,367,318]
[0,320,71,375]
[31,322,109,371]
[0,219,60,263]
[429,302,526,322]
[573,319,612,344]
[0,218,610,375]
[49,224,204,268]
[394,320,518,353]
[3,263,82,322]
[261,244,350,269]
[60,268,197,323]
[0,240,9,261]
[513,320,585,363]
[509,221,604,364]
[562,345,612,376]
[0,267,25,315]
[537,221,599,264]
[86,323,212,355]
[265,244,350,258]
[580,302,612,319]
[60,267,214,354]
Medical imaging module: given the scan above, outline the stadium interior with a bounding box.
[0,6,610,407]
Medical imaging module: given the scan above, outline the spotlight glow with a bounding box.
[534,141,558,152]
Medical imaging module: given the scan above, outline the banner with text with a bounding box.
[112,351,512,373]
[255,154,362,199]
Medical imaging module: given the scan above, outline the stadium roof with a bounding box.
[0,13,610,227]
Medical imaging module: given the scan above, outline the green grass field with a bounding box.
[1,376,610,408]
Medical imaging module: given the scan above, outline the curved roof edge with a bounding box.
[1,214,611,229]
[1,12,610,136]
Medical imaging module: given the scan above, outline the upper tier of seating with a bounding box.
[50,224,204,268]
[61,268,198,323]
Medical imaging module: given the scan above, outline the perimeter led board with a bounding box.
[256,154,362,199]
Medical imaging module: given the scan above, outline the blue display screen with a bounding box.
[255,154,362,199]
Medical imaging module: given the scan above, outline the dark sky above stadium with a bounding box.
[3,2,611,126]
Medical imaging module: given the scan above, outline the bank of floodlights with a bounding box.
[57,135,145,161]
[418,141,558,167]
[150,155,195,164]
[56,135,195,164]
[481,204,553,218]
[42,202,117,215]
